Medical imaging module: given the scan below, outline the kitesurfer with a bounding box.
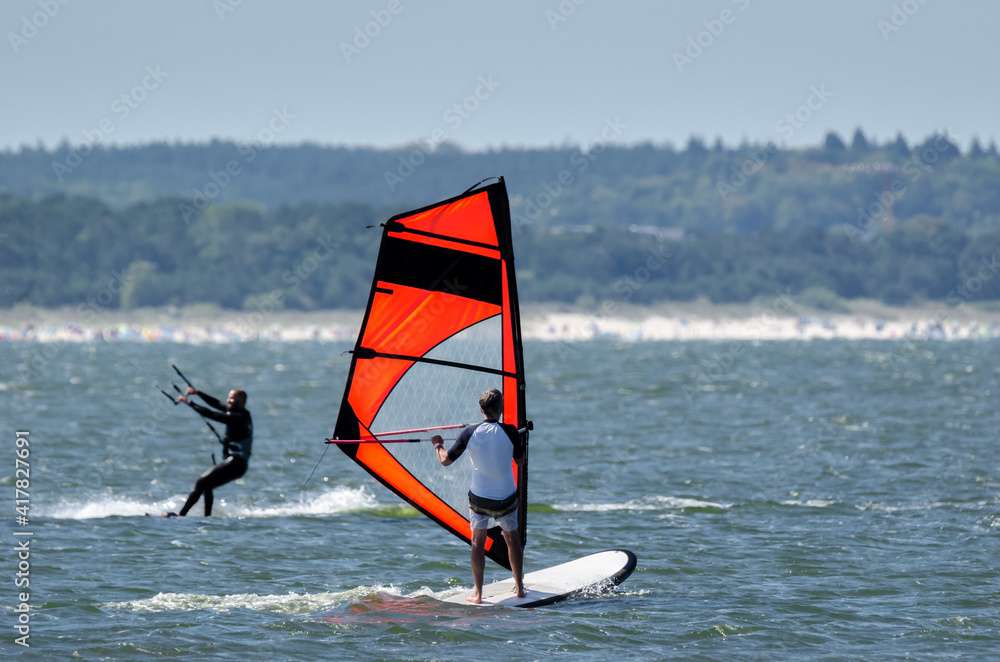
[168,387,253,517]
[432,388,525,603]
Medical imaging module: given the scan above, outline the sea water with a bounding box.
[1,339,997,658]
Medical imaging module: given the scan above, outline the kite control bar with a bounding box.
[172,363,196,390]
[160,364,220,464]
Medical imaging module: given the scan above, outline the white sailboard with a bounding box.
[439,549,637,608]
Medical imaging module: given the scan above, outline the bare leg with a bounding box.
[468,529,487,604]
[502,529,525,597]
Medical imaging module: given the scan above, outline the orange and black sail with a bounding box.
[331,178,528,569]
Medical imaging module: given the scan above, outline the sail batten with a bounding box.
[332,178,528,569]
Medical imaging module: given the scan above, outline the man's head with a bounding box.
[227,389,248,410]
[479,388,502,420]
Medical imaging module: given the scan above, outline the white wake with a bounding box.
[37,486,378,519]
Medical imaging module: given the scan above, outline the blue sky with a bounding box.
[2,0,996,150]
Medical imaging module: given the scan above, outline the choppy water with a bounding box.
[2,339,999,659]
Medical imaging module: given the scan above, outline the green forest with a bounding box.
[4,130,1000,309]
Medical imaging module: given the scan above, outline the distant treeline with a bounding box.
[4,191,1000,309]
[3,131,1000,237]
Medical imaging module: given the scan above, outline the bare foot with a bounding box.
[514,585,525,598]
[466,593,482,604]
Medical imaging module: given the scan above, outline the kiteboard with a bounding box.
[440,549,637,608]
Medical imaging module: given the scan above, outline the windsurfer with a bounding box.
[433,388,525,603]
[168,388,253,517]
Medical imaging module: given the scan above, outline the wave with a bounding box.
[856,499,994,513]
[105,576,640,617]
[980,515,1000,530]
[779,499,837,508]
[106,584,401,614]
[39,495,183,519]
[554,496,995,514]
[37,486,378,520]
[553,495,729,513]
[230,487,377,517]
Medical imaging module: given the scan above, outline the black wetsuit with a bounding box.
[178,391,253,516]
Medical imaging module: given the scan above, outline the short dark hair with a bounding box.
[231,389,248,406]
[479,388,502,419]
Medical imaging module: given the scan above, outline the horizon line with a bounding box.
[2,129,995,156]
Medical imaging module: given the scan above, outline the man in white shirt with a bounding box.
[432,388,525,603]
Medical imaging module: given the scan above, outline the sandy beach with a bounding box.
[4,300,1000,343]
